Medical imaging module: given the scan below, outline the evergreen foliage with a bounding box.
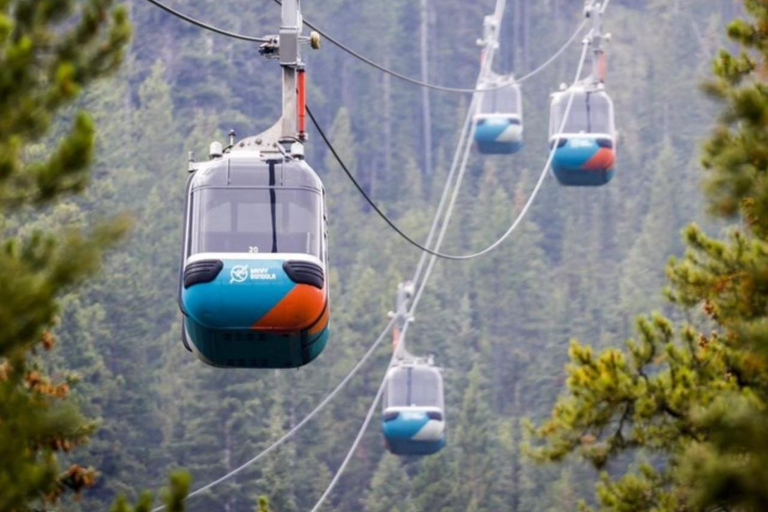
[0,1,191,510]
[530,2,768,510]
[0,0,131,508]
[1,0,751,510]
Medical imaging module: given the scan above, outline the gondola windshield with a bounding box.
[385,367,444,408]
[550,90,614,135]
[190,187,322,257]
[479,84,520,115]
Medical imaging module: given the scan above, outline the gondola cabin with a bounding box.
[178,150,329,368]
[381,363,445,456]
[549,84,616,186]
[474,77,524,155]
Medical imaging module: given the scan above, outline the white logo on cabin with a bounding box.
[570,138,594,148]
[250,267,277,280]
[230,265,277,283]
[230,265,249,283]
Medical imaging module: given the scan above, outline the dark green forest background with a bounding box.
[38,0,740,510]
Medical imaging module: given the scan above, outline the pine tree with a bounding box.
[409,452,458,512]
[619,140,684,318]
[109,472,191,512]
[452,361,497,511]
[256,495,271,512]
[0,2,195,509]
[364,454,411,512]
[0,0,131,508]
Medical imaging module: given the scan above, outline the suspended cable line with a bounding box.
[307,4,509,507]
[304,56,486,505]
[309,38,588,262]
[143,0,585,90]
[516,19,587,82]
[309,356,394,512]
[147,0,602,505]
[410,98,477,287]
[150,318,396,512]
[411,42,594,314]
[308,105,487,262]
[272,0,585,92]
[142,0,270,42]
[307,38,591,509]
[411,41,589,308]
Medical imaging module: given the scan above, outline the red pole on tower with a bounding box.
[297,67,307,140]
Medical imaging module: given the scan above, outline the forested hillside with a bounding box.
[33,0,739,510]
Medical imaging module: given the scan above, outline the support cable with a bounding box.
[163,31,592,512]
[303,35,495,504]
[144,0,585,91]
[408,16,501,285]
[142,0,269,42]
[143,0,585,90]
[410,98,475,288]
[516,20,587,83]
[272,0,585,92]
[150,318,396,512]
[307,4,507,509]
[410,40,592,312]
[147,1,601,507]
[308,355,394,512]
[308,37,589,262]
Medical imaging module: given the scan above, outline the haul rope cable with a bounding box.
[312,32,589,262]
[272,0,587,92]
[410,97,476,288]
[412,38,590,310]
[306,2,508,508]
[307,4,591,260]
[142,0,585,93]
[150,318,396,512]
[143,1,594,506]
[308,355,394,512]
[406,0,503,295]
[151,36,480,508]
[304,104,478,509]
[307,39,591,511]
[149,27,591,512]
[151,24,478,506]
[142,0,269,42]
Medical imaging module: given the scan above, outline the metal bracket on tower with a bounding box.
[388,281,415,360]
[475,0,507,86]
[232,0,320,157]
[477,15,500,51]
[584,0,609,85]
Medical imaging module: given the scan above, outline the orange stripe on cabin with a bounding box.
[252,284,326,331]
[583,148,615,171]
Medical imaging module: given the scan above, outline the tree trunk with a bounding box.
[383,55,392,182]
[521,0,530,73]
[224,426,234,512]
[420,0,433,177]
